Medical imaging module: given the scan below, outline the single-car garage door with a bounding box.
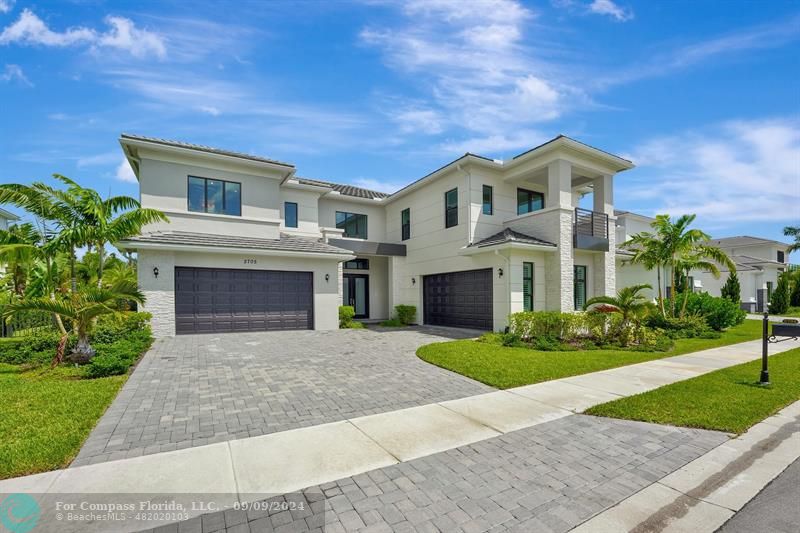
[423,268,493,330]
[174,267,313,334]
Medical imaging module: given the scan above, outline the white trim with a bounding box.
[159,209,282,226]
[458,242,558,256]
[118,240,355,261]
[0,208,20,221]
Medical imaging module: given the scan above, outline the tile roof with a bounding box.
[709,236,789,248]
[120,133,295,168]
[295,177,389,199]
[470,228,556,248]
[119,231,351,255]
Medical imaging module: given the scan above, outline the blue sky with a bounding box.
[1,0,798,242]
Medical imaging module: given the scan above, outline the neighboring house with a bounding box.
[0,207,20,231]
[0,208,21,275]
[615,211,792,311]
[117,134,633,337]
[696,236,792,312]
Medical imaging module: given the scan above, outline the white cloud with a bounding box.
[0,0,15,14]
[588,0,634,22]
[198,105,221,116]
[47,112,68,120]
[361,0,587,152]
[96,16,166,59]
[0,9,166,59]
[1,63,31,86]
[115,158,137,183]
[350,177,404,194]
[77,152,119,167]
[620,118,800,224]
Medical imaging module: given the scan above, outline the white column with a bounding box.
[545,159,574,311]
[593,174,616,297]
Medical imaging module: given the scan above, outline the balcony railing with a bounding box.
[573,207,609,251]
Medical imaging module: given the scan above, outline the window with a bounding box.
[523,262,534,311]
[401,208,411,241]
[778,250,785,263]
[344,258,369,270]
[336,211,368,239]
[517,188,544,215]
[285,202,298,228]
[482,185,493,215]
[188,176,241,216]
[767,281,774,298]
[445,188,458,228]
[574,265,587,310]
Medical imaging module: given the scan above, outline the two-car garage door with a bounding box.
[423,268,493,330]
[174,267,313,334]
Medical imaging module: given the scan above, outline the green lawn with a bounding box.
[585,347,800,434]
[417,319,763,389]
[0,363,127,479]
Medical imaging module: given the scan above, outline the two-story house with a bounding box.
[615,211,792,311]
[117,134,633,337]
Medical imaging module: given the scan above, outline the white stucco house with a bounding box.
[0,207,20,231]
[116,134,633,337]
[615,211,792,311]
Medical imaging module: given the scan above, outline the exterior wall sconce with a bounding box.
[325,273,330,282]
[498,268,504,278]
[411,277,416,285]
[153,267,159,278]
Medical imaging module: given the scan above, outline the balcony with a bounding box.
[573,207,609,251]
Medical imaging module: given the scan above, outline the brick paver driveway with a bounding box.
[73,327,492,466]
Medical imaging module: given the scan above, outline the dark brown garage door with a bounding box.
[423,268,493,330]
[174,267,313,334]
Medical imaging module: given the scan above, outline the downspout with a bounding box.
[496,248,512,332]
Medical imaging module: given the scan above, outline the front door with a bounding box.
[343,273,369,319]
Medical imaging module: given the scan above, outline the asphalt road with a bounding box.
[718,457,800,532]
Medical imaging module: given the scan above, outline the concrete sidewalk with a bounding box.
[0,337,797,532]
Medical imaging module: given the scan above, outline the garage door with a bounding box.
[423,268,493,330]
[174,267,313,334]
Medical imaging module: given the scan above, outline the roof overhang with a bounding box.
[120,136,296,182]
[0,207,20,221]
[459,241,558,256]
[117,240,355,261]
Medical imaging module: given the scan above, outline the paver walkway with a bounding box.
[73,327,492,466]
[139,415,728,533]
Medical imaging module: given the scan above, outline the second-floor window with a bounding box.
[445,188,458,228]
[517,188,544,216]
[336,211,368,239]
[188,176,241,216]
[482,185,493,215]
[285,202,298,228]
[778,250,785,263]
[401,208,411,241]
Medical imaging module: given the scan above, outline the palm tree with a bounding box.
[784,226,799,254]
[673,248,735,317]
[2,280,145,363]
[50,175,167,288]
[585,284,655,326]
[622,232,668,315]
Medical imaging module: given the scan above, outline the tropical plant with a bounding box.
[585,284,655,327]
[1,280,145,363]
[624,214,735,318]
[784,226,800,254]
[769,272,790,315]
[790,271,800,307]
[0,223,41,295]
[720,271,741,304]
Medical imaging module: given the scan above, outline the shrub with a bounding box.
[645,313,712,338]
[92,312,152,344]
[83,353,130,378]
[720,271,741,304]
[338,306,364,328]
[0,332,76,365]
[84,330,153,378]
[508,311,584,342]
[394,305,416,325]
[683,292,746,331]
[769,274,791,315]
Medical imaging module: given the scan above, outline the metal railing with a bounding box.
[573,208,609,239]
[0,306,59,338]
